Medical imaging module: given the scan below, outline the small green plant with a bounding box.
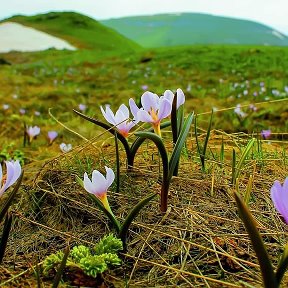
[42,234,123,281]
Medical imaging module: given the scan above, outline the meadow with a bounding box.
[0,44,288,287]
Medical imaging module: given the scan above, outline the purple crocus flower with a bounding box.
[100,104,136,137]
[83,166,114,213]
[271,178,288,223]
[129,88,185,136]
[141,85,148,90]
[48,131,58,144]
[79,104,87,112]
[19,108,26,115]
[0,160,22,197]
[261,129,271,139]
[26,126,40,142]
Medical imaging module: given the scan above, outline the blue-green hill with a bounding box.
[101,13,288,47]
[2,12,140,52]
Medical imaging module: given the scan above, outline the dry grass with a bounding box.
[1,131,288,287]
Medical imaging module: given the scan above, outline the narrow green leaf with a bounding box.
[231,149,236,184]
[114,132,120,194]
[0,212,13,264]
[134,131,169,182]
[220,137,224,168]
[134,131,169,212]
[168,113,194,181]
[52,245,70,288]
[171,92,178,144]
[88,194,120,233]
[73,109,131,159]
[202,110,213,167]
[234,192,277,288]
[194,115,202,157]
[276,241,288,285]
[128,121,171,168]
[244,175,253,204]
[0,171,24,223]
[119,193,157,248]
[234,138,255,181]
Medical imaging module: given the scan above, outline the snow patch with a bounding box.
[0,22,76,53]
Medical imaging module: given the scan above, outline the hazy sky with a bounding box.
[1,0,288,34]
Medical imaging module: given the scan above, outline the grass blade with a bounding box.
[234,192,277,288]
[119,193,157,248]
[52,245,70,288]
[0,171,24,223]
[234,138,255,182]
[0,212,13,263]
[231,149,236,185]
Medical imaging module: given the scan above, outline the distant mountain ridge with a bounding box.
[1,12,140,52]
[101,13,288,47]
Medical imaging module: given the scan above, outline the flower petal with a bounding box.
[271,180,288,223]
[83,172,95,194]
[158,98,172,120]
[91,170,108,196]
[176,88,185,108]
[2,160,21,192]
[163,90,174,103]
[105,166,115,188]
[118,104,129,119]
[100,105,116,125]
[137,109,153,123]
[129,98,140,119]
[141,91,159,112]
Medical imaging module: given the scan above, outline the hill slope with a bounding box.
[101,13,288,47]
[3,12,140,51]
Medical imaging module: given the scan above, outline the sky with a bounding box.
[1,0,288,34]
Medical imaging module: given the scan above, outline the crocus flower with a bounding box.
[19,108,26,115]
[271,178,288,223]
[3,104,9,110]
[47,131,58,144]
[59,143,72,153]
[26,126,40,143]
[100,104,136,137]
[34,111,41,116]
[79,104,87,112]
[0,160,22,197]
[83,166,114,213]
[129,89,185,136]
[234,104,247,118]
[261,129,271,139]
[141,85,148,90]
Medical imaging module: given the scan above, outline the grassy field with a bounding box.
[0,43,288,287]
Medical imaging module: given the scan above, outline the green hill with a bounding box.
[101,13,288,48]
[2,12,140,51]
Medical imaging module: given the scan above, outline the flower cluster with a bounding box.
[100,89,185,137]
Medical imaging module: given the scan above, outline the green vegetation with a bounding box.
[0,12,288,286]
[3,12,140,51]
[102,13,288,47]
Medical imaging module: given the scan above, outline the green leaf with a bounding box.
[52,245,70,288]
[234,192,277,288]
[0,212,13,264]
[0,171,24,223]
[73,109,131,159]
[201,110,213,169]
[276,241,288,285]
[168,113,194,181]
[128,121,171,168]
[231,149,236,185]
[88,194,120,233]
[119,193,157,248]
[171,91,178,145]
[114,132,120,194]
[134,132,169,212]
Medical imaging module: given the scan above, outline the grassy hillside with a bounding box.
[3,12,140,52]
[101,13,288,47]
